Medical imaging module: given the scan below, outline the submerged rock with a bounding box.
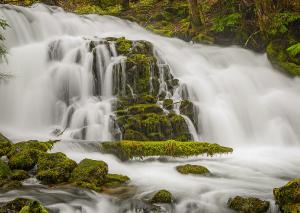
[151,190,173,204]
[273,178,300,213]
[227,196,270,213]
[176,164,210,175]
[36,152,77,184]
[100,140,233,161]
[104,173,130,188]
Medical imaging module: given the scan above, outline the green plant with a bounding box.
[211,13,241,32]
[287,43,300,57]
[268,12,300,36]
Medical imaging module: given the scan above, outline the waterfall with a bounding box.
[1,4,300,213]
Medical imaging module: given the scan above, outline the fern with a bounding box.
[287,43,300,58]
[268,12,300,36]
[211,13,241,32]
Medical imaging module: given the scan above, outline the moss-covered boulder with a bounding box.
[100,140,233,161]
[0,198,48,213]
[273,178,300,213]
[176,164,210,175]
[0,133,12,157]
[151,190,172,204]
[70,159,108,187]
[7,140,55,170]
[227,196,270,213]
[36,152,77,184]
[0,160,11,180]
[267,40,300,76]
[11,170,30,181]
[103,173,130,188]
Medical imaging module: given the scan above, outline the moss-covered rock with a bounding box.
[0,198,48,213]
[71,181,102,192]
[0,133,12,157]
[36,152,77,184]
[11,170,30,181]
[103,173,130,188]
[180,100,198,128]
[100,140,233,161]
[0,179,22,190]
[273,178,300,213]
[70,159,108,186]
[266,40,300,76]
[227,196,270,213]
[7,140,55,171]
[176,164,210,175]
[151,189,172,204]
[0,160,11,180]
[163,99,173,110]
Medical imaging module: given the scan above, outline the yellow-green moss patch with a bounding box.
[176,164,210,175]
[100,140,233,161]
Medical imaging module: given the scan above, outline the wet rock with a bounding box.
[227,196,270,213]
[179,100,198,128]
[176,164,210,175]
[163,99,173,110]
[36,152,77,184]
[273,178,300,213]
[151,190,173,204]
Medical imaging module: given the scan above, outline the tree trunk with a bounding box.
[187,0,202,32]
[121,0,129,11]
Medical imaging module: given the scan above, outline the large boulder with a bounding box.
[0,198,48,213]
[273,178,300,213]
[70,159,108,186]
[227,196,270,213]
[36,152,77,184]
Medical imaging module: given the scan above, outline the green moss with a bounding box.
[0,160,11,180]
[36,152,77,184]
[123,129,149,141]
[163,99,173,110]
[273,178,300,211]
[0,133,12,157]
[176,164,210,175]
[151,189,172,204]
[103,173,130,188]
[7,140,56,171]
[127,104,163,115]
[281,203,300,213]
[116,37,133,55]
[100,140,233,161]
[71,181,102,192]
[0,179,22,190]
[227,196,270,213]
[11,170,29,181]
[266,41,300,76]
[0,198,32,212]
[19,200,48,213]
[70,159,108,186]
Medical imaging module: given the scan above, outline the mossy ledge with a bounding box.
[100,140,233,161]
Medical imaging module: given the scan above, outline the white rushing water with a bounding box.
[0,3,300,213]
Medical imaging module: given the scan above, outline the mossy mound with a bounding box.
[0,133,12,157]
[267,40,300,76]
[0,198,48,213]
[0,179,22,190]
[176,164,210,175]
[273,178,300,213]
[7,140,55,170]
[151,189,172,204]
[70,159,108,187]
[103,173,130,188]
[36,152,77,184]
[100,140,233,161]
[11,170,30,181]
[227,196,270,213]
[0,159,11,180]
